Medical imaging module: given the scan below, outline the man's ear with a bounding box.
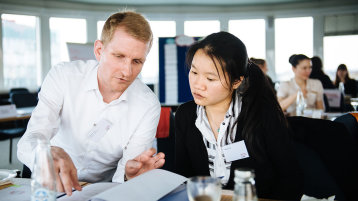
[94,40,104,61]
[233,76,244,89]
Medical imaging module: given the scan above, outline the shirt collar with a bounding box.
[83,64,99,92]
[82,64,132,103]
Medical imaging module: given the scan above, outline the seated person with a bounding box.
[310,56,335,89]
[174,32,303,200]
[334,64,357,98]
[250,57,275,91]
[277,54,324,114]
[17,11,165,196]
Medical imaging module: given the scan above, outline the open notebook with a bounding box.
[58,169,188,201]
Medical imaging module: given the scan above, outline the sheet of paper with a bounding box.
[58,182,118,201]
[0,183,31,201]
[92,169,187,201]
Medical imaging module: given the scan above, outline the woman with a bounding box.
[310,56,335,89]
[334,64,357,98]
[277,54,324,114]
[250,57,275,90]
[174,32,303,200]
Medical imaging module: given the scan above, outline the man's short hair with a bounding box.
[101,11,153,49]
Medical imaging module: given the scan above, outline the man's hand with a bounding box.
[125,148,165,180]
[51,146,82,195]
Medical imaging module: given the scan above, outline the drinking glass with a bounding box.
[187,176,222,201]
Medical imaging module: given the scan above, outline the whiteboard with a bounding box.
[67,42,96,61]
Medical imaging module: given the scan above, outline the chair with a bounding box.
[9,88,30,94]
[287,116,358,201]
[10,92,38,108]
[0,127,26,163]
[22,164,32,178]
[0,102,26,163]
[334,112,358,146]
[156,107,175,172]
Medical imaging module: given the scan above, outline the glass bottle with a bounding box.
[31,138,57,201]
[338,82,345,96]
[296,89,305,116]
[232,168,258,201]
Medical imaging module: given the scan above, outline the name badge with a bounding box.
[222,140,249,162]
[88,119,112,141]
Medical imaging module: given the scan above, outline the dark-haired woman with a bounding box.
[174,32,303,200]
[310,56,335,89]
[250,57,275,90]
[334,64,357,98]
[277,54,324,114]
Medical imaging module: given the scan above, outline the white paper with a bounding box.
[222,140,249,162]
[0,104,18,118]
[91,169,187,201]
[58,182,118,201]
[16,106,35,115]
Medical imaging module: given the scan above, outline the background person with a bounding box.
[309,56,335,89]
[174,32,303,200]
[334,64,357,98]
[17,11,165,196]
[250,57,275,91]
[277,54,324,114]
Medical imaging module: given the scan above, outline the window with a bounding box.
[275,17,313,81]
[184,20,220,37]
[97,20,105,39]
[229,19,266,59]
[50,17,86,67]
[142,21,176,84]
[1,14,40,90]
[324,35,358,79]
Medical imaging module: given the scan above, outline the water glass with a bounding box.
[187,176,222,201]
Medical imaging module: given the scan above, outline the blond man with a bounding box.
[17,11,164,195]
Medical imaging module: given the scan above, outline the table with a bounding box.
[0,178,279,201]
[0,114,31,123]
[0,106,34,123]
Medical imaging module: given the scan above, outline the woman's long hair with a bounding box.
[186,32,288,161]
[334,64,351,87]
[310,56,324,78]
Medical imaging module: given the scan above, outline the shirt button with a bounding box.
[222,122,225,125]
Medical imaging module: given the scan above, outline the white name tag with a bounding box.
[88,119,112,141]
[222,140,249,162]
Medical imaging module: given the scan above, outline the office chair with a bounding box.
[156,107,175,172]
[10,93,38,108]
[9,88,30,94]
[287,116,358,201]
[22,164,32,178]
[0,101,26,163]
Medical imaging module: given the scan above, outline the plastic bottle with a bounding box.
[232,168,258,201]
[31,138,57,201]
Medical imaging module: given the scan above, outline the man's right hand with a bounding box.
[51,146,82,196]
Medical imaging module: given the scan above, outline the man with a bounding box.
[17,11,165,196]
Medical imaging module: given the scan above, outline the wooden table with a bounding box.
[0,114,31,123]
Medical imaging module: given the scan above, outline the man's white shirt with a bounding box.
[17,60,161,183]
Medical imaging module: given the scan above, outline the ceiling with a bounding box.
[58,0,312,6]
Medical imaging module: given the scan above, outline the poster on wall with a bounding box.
[159,36,200,105]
